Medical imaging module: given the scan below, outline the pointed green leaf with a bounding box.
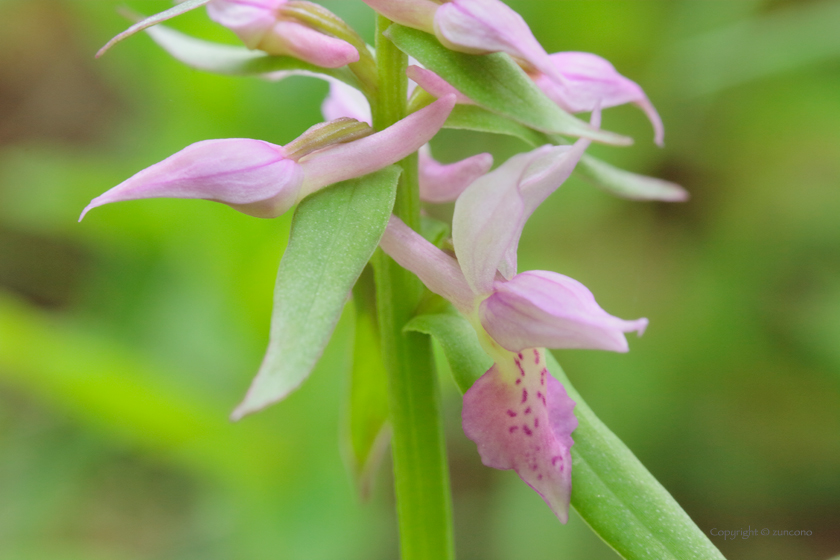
[385,24,630,146]
[412,308,725,560]
[577,154,689,202]
[143,24,362,88]
[97,0,210,57]
[404,304,492,395]
[443,105,687,202]
[232,166,401,420]
[342,266,392,499]
[444,105,551,149]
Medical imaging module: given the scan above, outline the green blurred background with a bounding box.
[1,1,838,559]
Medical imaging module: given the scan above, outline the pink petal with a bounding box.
[452,140,588,295]
[299,94,456,195]
[207,0,285,49]
[79,139,303,220]
[433,0,560,81]
[534,52,664,146]
[418,145,493,203]
[379,216,475,314]
[359,0,439,32]
[321,80,372,124]
[462,348,577,523]
[480,270,648,353]
[208,0,359,67]
[406,66,474,105]
[261,20,359,68]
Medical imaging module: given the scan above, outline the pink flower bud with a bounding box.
[207,0,359,68]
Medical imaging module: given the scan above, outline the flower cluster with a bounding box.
[86,0,677,524]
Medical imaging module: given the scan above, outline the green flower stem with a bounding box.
[371,15,456,560]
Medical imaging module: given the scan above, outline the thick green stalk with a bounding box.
[371,15,455,560]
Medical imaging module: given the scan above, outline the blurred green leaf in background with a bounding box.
[1,1,838,559]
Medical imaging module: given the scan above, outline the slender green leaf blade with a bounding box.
[97,0,210,57]
[385,24,630,145]
[577,154,689,202]
[232,167,401,420]
[404,305,492,396]
[444,105,550,148]
[443,107,687,202]
[412,308,725,560]
[343,267,391,499]
[144,24,361,87]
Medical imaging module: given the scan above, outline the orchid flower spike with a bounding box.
[321,79,493,203]
[532,52,664,146]
[80,95,457,221]
[97,0,358,69]
[378,138,647,522]
[362,0,561,79]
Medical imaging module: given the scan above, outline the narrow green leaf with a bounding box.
[143,24,361,88]
[231,166,401,420]
[97,0,210,57]
[404,305,492,396]
[412,308,725,560]
[443,105,687,202]
[343,266,391,499]
[444,105,551,148]
[577,154,689,202]
[385,24,630,146]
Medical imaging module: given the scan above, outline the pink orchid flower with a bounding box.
[97,0,358,68]
[362,0,562,80]
[80,95,456,221]
[378,139,647,522]
[321,79,493,203]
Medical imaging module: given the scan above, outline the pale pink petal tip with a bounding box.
[480,270,649,353]
[539,52,665,145]
[462,351,577,523]
[418,147,493,203]
[406,66,474,105]
[80,138,304,220]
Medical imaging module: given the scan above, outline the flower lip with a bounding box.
[479,270,649,353]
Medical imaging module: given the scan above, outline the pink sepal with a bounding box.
[433,0,559,81]
[462,349,577,523]
[359,0,439,32]
[480,270,648,353]
[418,146,492,203]
[299,94,456,196]
[379,216,475,314]
[79,139,302,220]
[406,66,474,105]
[321,80,372,124]
[208,0,359,68]
[534,52,664,146]
[452,139,589,295]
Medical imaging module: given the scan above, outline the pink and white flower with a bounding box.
[378,137,647,522]
[80,95,457,220]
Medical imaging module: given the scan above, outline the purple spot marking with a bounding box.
[540,393,547,406]
[518,352,524,360]
[524,407,532,415]
[515,378,521,385]
[534,349,540,364]
[534,418,539,428]
[516,360,525,377]
[506,409,517,417]
[538,474,543,480]
[531,463,538,471]
[509,426,519,433]
[521,389,528,403]
[551,456,562,466]
[523,425,533,436]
